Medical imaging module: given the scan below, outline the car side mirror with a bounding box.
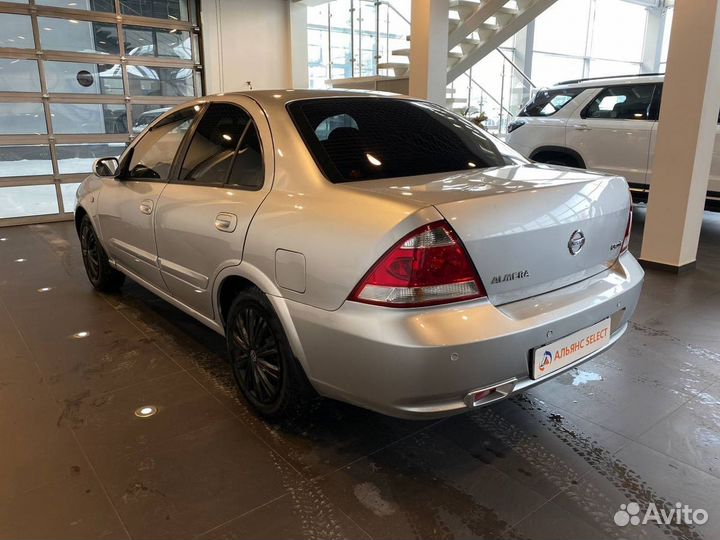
[93,157,120,178]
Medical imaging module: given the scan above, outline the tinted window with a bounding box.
[179,103,251,184]
[288,98,509,183]
[126,107,195,180]
[519,88,583,117]
[227,123,264,189]
[583,84,656,120]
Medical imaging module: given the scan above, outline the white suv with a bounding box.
[505,74,720,207]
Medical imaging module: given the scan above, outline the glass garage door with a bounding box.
[0,0,202,226]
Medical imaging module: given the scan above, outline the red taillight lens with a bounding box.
[349,221,487,307]
[620,203,633,254]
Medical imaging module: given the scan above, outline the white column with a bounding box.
[640,5,665,73]
[640,0,720,271]
[289,1,309,88]
[408,0,449,104]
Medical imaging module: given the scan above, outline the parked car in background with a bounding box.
[75,90,643,421]
[505,73,720,208]
[132,107,172,134]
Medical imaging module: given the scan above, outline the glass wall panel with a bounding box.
[588,59,641,79]
[590,0,646,63]
[660,7,673,67]
[124,25,192,59]
[60,182,81,212]
[39,17,120,55]
[0,59,41,92]
[120,0,189,21]
[533,0,590,56]
[0,185,59,218]
[329,0,353,79]
[36,0,115,11]
[45,61,124,94]
[0,14,35,48]
[127,65,194,96]
[531,53,584,88]
[56,142,125,174]
[0,0,201,223]
[50,103,127,134]
[0,145,53,178]
[0,103,47,135]
[131,103,174,133]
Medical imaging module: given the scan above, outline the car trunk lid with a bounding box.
[343,164,631,305]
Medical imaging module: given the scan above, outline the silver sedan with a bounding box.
[75,90,644,420]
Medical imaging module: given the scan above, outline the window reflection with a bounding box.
[36,0,115,11]
[120,0,189,21]
[124,25,192,59]
[60,183,82,213]
[131,104,174,134]
[0,59,41,92]
[50,103,127,134]
[56,143,126,174]
[0,185,59,218]
[45,61,124,95]
[0,145,53,178]
[0,103,47,135]
[127,65,194,97]
[0,14,35,49]
[39,17,120,55]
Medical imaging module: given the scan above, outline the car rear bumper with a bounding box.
[282,252,644,419]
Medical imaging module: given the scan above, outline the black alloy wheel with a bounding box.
[229,303,283,405]
[80,219,101,282]
[225,288,315,419]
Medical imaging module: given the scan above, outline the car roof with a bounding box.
[218,88,407,108]
[547,73,665,91]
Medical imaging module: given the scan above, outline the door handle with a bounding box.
[573,124,591,131]
[215,212,238,233]
[139,199,154,215]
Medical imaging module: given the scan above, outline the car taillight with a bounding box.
[620,203,633,254]
[349,221,487,307]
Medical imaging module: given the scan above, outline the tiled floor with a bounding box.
[0,208,718,540]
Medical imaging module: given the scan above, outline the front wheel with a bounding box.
[79,215,125,293]
[226,288,314,419]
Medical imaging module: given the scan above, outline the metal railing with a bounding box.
[451,48,537,134]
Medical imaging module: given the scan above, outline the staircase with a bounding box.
[330,0,556,112]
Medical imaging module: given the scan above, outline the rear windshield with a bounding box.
[518,88,584,117]
[287,97,511,183]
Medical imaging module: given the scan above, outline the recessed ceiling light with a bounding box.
[37,287,52,292]
[0,237,7,241]
[134,405,157,418]
[14,258,26,263]
[72,331,90,339]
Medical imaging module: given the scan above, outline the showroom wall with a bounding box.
[200,0,292,93]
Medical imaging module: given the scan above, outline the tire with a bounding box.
[79,214,125,293]
[225,288,315,420]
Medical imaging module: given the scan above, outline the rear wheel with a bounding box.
[226,288,314,419]
[79,215,125,293]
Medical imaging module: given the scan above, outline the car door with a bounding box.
[566,83,658,185]
[96,106,198,291]
[154,100,272,318]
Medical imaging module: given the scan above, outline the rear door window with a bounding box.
[178,103,251,185]
[518,88,583,117]
[287,97,511,183]
[582,84,657,120]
